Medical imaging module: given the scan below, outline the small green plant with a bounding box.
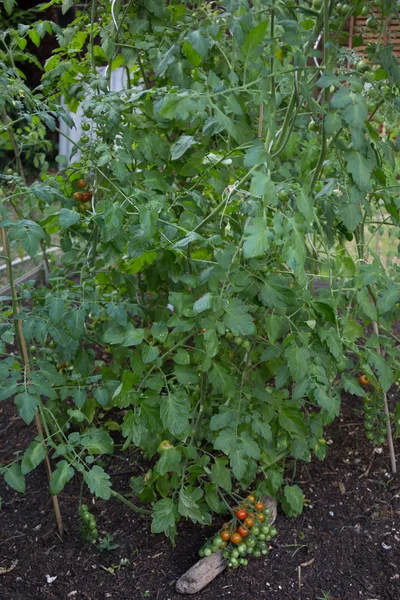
[96,533,119,552]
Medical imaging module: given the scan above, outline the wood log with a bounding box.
[175,496,277,595]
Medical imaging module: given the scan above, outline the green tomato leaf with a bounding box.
[21,439,46,474]
[84,465,112,500]
[151,498,178,544]
[4,463,26,493]
[160,393,190,435]
[223,298,256,336]
[59,208,80,229]
[170,135,196,160]
[50,460,75,495]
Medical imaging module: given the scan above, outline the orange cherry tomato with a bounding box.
[77,178,87,189]
[255,502,265,512]
[199,328,207,334]
[230,533,242,545]
[235,509,247,521]
[359,374,370,386]
[244,517,254,529]
[73,192,83,201]
[82,191,93,202]
[237,525,249,538]
[220,530,230,542]
[247,494,256,504]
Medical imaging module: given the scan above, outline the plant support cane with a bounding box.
[0,223,63,536]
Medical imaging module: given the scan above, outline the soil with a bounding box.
[0,390,399,600]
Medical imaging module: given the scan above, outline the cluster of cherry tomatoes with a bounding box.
[362,393,388,445]
[198,496,277,569]
[359,375,387,445]
[79,503,98,542]
[72,178,93,204]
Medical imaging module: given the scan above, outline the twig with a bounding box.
[258,103,264,139]
[371,318,397,474]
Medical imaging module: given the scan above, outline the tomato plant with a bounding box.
[0,0,399,545]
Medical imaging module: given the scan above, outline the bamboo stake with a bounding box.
[0,225,63,535]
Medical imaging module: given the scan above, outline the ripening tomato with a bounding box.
[237,525,249,538]
[221,522,231,530]
[230,533,243,545]
[244,517,254,529]
[220,530,230,542]
[77,179,87,188]
[255,502,264,511]
[257,513,265,522]
[359,374,370,386]
[73,192,83,201]
[82,191,93,202]
[247,494,256,504]
[235,509,247,521]
[199,328,207,334]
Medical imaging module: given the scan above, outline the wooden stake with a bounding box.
[0,225,63,536]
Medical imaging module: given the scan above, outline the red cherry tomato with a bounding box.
[235,509,247,521]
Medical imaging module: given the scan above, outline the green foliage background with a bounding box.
[1,0,400,542]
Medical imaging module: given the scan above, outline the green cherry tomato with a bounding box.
[377,434,385,444]
[336,2,343,13]
[308,120,319,132]
[253,549,261,558]
[252,526,260,536]
[81,512,92,523]
[312,0,323,8]
[204,548,212,556]
[230,557,239,568]
[364,421,374,431]
[278,189,289,202]
[81,134,90,144]
[88,519,97,531]
[242,340,250,350]
[261,525,270,535]
[340,3,351,16]
[356,59,369,72]
[366,16,377,29]
[361,6,370,16]
[258,533,266,541]
[231,549,239,559]
[199,549,205,557]
[270,527,277,537]
[366,430,374,441]
[82,122,91,131]
[90,528,98,538]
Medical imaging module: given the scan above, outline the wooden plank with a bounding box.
[0,264,44,296]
